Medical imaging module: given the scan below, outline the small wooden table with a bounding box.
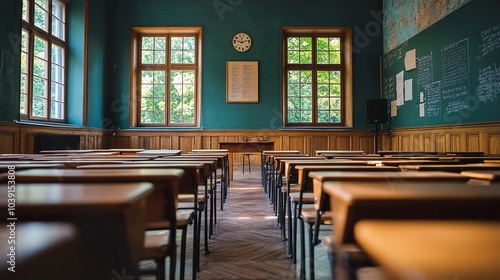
[355,220,500,280]
[218,141,275,180]
[0,182,154,279]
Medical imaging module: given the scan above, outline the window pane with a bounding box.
[20,30,29,115]
[50,101,63,119]
[287,70,312,123]
[51,0,65,40]
[22,0,29,22]
[34,0,49,31]
[141,37,166,64]
[52,18,65,40]
[32,97,47,117]
[33,76,47,97]
[287,37,312,64]
[170,70,195,124]
[316,70,342,123]
[171,36,196,64]
[141,70,166,124]
[317,37,341,64]
[51,82,64,102]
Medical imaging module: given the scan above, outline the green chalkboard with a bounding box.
[382,0,500,128]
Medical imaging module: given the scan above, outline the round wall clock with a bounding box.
[232,32,252,52]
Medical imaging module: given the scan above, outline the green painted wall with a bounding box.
[67,0,85,125]
[0,0,22,122]
[103,0,384,130]
[0,0,384,129]
[86,0,110,128]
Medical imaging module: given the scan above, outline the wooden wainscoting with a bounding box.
[109,129,377,163]
[390,122,500,154]
[0,121,107,154]
[5,121,499,157]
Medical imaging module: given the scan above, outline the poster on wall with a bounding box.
[226,61,259,103]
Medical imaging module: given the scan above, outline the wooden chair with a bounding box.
[78,163,204,279]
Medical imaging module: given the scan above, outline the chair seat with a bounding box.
[300,209,333,224]
[289,192,315,203]
[146,210,194,230]
[143,232,172,260]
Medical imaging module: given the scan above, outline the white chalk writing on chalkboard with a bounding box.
[441,39,469,89]
[479,24,500,58]
[383,75,396,101]
[441,38,470,114]
[425,81,441,118]
[417,53,433,87]
[477,63,500,104]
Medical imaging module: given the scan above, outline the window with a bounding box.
[282,27,353,127]
[130,27,202,127]
[21,0,66,122]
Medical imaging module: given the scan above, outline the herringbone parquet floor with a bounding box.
[141,164,333,280]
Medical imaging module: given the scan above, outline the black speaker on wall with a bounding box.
[367,98,388,124]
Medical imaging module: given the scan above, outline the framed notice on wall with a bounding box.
[226,61,259,103]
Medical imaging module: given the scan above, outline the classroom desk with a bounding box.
[314,150,365,156]
[355,220,500,280]
[28,160,132,168]
[0,163,64,172]
[377,151,439,156]
[291,165,400,279]
[399,163,500,172]
[439,156,500,163]
[322,181,500,246]
[107,148,146,155]
[77,162,205,276]
[261,150,301,188]
[136,149,183,156]
[39,149,103,154]
[0,222,84,280]
[461,170,500,184]
[0,182,154,279]
[5,168,183,227]
[218,141,275,180]
[367,159,460,166]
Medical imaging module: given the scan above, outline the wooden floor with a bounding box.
[141,164,333,279]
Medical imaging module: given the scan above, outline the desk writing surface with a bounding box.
[6,168,185,182]
[322,180,500,245]
[309,170,468,182]
[368,159,460,166]
[355,220,500,280]
[400,163,500,172]
[460,170,500,181]
[2,182,154,209]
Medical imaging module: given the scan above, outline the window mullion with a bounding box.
[166,68,171,126]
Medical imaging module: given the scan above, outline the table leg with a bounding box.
[229,152,234,180]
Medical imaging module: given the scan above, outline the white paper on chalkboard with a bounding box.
[391,100,398,117]
[419,103,425,117]
[405,49,417,71]
[396,71,404,106]
[404,79,413,101]
[420,92,424,103]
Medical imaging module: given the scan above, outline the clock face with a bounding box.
[232,33,252,52]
